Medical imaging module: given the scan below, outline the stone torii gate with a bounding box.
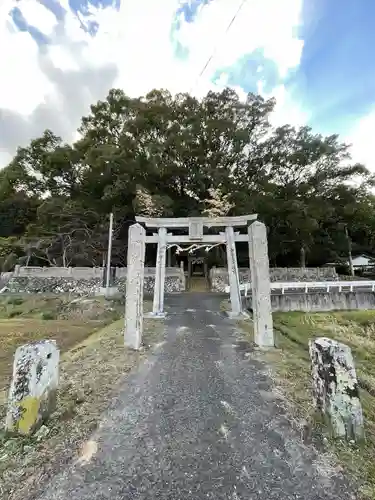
[124,215,273,350]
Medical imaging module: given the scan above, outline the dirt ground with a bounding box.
[0,295,165,500]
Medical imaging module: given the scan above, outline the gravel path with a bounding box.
[37,293,354,500]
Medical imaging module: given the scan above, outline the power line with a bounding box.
[189,0,248,94]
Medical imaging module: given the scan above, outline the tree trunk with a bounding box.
[62,248,67,268]
[300,245,306,268]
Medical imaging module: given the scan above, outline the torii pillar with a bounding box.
[152,227,167,317]
[225,226,242,317]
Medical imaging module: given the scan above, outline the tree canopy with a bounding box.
[0,87,374,270]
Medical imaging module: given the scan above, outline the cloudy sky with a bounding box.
[1,0,374,171]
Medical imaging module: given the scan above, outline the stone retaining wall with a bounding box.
[210,267,338,292]
[12,266,168,279]
[246,291,375,312]
[267,267,338,282]
[5,267,185,296]
[4,265,338,296]
[7,277,102,296]
[210,268,249,293]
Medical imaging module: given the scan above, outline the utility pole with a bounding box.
[345,225,355,277]
[105,213,114,290]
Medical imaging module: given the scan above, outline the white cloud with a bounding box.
[176,0,304,84]
[20,0,57,36]
[0,0,117,160]
[345,108,375,172]
[0,0,305,166]
[0,16,52,114]
[267,84,309,128]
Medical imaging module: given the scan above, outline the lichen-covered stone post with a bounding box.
[152,227,167,316]
[225,226,242,317]
[309,337,364,441]
[248,221,274,347]
[125,223,146,350]
[6,340,59,435]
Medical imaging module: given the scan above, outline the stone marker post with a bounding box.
[248,221,274,347]
[309,337,364,441]
[6,340,59,435]
[225,226,242,317]
[152,227,167,316]
[125,223,146,350]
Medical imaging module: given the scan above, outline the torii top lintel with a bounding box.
[135,215,258,228]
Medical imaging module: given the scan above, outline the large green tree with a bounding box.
[1,86,373,269]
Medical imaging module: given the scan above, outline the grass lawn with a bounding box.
[238,308,375,499]
[0,294,165,500]
[0,295,124,408]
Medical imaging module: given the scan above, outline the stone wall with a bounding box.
[210,268,249,293]
[6,276,102,296]
[5,266,185,296]
[116,275,185,295]
[267,267,338,282]
[3,265,339,296]
[246,291,375,312]
[210,267,338,292]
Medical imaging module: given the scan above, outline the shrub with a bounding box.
[6,296,24,306]
[41,311,56,320]
[8,310,22,318]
